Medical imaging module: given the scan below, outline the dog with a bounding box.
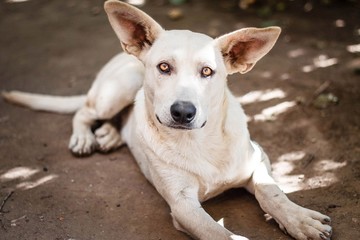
[2,1,332,239]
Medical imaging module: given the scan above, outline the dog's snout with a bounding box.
[170,101,196,124]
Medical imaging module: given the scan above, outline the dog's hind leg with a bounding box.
[69,53,144,155]
[246,142,332,240]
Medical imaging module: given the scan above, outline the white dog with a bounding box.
[3,1,332,239]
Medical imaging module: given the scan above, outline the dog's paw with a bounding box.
[277,205,332,240]
[69,131,97,156]
[95,123,123,152]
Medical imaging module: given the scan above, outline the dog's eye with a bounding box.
[157,62,171,74]
[201,67,214,78]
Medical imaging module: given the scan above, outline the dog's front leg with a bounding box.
[246,143,332,240]
[168,188,248,240]
[69,106,98,155]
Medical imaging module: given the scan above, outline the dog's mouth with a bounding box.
[169,124,193,130]
[156,115,206,130]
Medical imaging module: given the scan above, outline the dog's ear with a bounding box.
[215,27,281,74]
[104,0,164,59]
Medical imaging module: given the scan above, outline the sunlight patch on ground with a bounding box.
[260,71,273,79]
[305,173,337,190]
[347,43,360,53]
[230,234,248,240]
[314,159,347,172]
[272,159,304,193]
[334,19,346,28]
[0,167,40,182]
[252,101,296,122]
[278,151,306,162]
[1,166,58,190]
[238,88,286,105]
[16,174,58,190]
[302,55,338,73]
[272,151,347,193]
[126,0,145,6]
[5,0,29,3]
[288,48,305,58]
[313,55,338,68]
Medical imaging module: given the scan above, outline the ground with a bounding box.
[0,0,359,239]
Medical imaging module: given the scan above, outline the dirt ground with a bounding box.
[0,0,359,239]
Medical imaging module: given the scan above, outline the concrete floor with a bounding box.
[1,0,359,239]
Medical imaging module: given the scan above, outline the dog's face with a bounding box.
[104,0,281,130]
[143,30,227,130]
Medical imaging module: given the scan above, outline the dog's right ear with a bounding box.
[104,0,164,60]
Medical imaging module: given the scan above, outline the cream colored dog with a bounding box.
[3,1,332,239]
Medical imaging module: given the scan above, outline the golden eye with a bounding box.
[201,67,213,78]
[158,62,171,74]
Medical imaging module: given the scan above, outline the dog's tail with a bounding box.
[2,90,86,114]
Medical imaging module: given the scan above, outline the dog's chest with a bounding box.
[132,122,255,201]
[191,140,255,201]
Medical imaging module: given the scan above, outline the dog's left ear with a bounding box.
[104,0,164,60]
[215,27,281,74]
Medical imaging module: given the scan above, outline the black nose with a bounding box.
[170,101,196,124]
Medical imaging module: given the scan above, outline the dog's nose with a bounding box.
[170,101,196,124]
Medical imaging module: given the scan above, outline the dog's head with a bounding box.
[105,0,280,130]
